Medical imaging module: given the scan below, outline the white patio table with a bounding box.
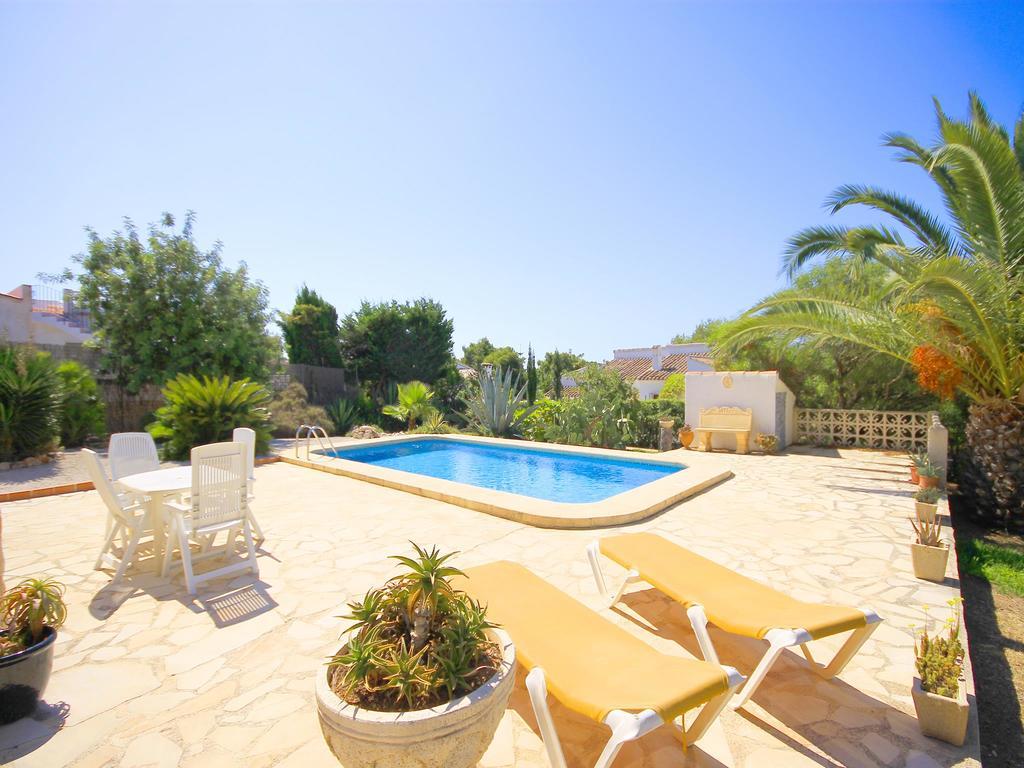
[116,465,191,573]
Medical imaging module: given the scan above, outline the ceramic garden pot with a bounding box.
[912,676,969,746]
[910,465,920,484]
[678,429,694,449]
[0,627,56,724]
[919,475,940,490]
[316,629,515,768]
[911,542,949,582]
[915,501,938,524]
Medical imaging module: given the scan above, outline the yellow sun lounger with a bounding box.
[458,561,744,768]
[587,533,882,709]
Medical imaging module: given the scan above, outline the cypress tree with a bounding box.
[552,348,563,400]
[526,345,537,405]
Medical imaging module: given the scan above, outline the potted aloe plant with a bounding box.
[917,457,941,489]
[315,544,515,768]
[912,600,969,746]
[910,517,949,582]
[756,433,779,454]
[915,487,941,524]
[908,451,927,484]
[0,577,67,724]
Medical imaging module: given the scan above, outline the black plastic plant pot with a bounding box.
[0,627,56,724]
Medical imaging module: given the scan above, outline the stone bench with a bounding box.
[695,407,752,454]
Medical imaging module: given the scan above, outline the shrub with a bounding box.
[521,398,563,442]
[56,361,105,447]
[268,382,329,438]
[0,347,60,462]
[412,411,455,434]
[328,544,499,711]
[659,373,686,401]
[633,400,687,448]
[915,600,964,698]
[756,433,779,454]
[382,381,436,431]
[148,374,272,460]
[0,577,67,657]
[464,367,534,437]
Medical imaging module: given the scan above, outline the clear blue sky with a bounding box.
[2,1,1022,361]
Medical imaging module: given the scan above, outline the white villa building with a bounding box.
[564,342,715,399]
[0,284,93,346]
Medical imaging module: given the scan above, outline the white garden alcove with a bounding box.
[684,371,796,448]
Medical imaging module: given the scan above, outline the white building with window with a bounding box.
[0,284,93,346]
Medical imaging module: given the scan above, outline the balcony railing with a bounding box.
[30,285,92,333]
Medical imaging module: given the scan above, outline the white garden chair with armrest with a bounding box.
[108,432,160,480]
[231,427,265,542]
[161,441,259,595]
[83,448,152,583]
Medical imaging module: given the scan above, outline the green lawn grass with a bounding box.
[957,537,1024,597]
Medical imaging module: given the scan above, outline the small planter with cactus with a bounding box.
[908,451,927,485]
[912,600,969,746]
[910,516,949,582]
[917,456,941,489]
[315,544,515,768]
[756,433,779,454]
[914,487,941,524]
[0,578,67,724]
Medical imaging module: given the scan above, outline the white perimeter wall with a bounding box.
[685,371,793,448]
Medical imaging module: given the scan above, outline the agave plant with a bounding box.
[382,381,436,431]
[0,577,67,656]
[464,366,535,437]
[328,543,498,712]
[326,398,359,436]
[0,347,61,463]
[721,93,1024,525]
[147,373,272,460]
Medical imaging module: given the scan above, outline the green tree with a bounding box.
[461,338,495,370]
[539,350,587,398]
[526,345,537,405]
[721,93,1024,525]
[339,299,455,399]
[482,346,523,376]
[279,285,342,367]
[56,361,106,446]
[550,365,640,449]
[75,212,274,392]
[659,373,686,401]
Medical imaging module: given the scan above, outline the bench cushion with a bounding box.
[600,534,867,641]
[457,561,730,723]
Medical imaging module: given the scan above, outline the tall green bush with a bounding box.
[268,382,329,437]
[56,361,105,447]
[148,374,271,460]
[279,285,343,367]
[0,347,61,462]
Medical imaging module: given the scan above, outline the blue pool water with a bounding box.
[323,439,684,503]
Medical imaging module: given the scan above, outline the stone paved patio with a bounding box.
[0,445,980,767]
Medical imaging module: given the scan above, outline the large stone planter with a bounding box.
[911,541,949,582]
[315,629,515,768]
[915,501,938,523]
[912,676,969,746]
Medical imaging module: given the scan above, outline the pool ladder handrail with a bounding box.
[295,424,333,461]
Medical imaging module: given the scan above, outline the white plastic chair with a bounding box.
[108,432,160,480]
[162,442,259,595]
[231,427,265,543]
[84,449,151,583]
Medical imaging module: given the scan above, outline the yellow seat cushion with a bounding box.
[600,533,866,640]
[457,561,730,723]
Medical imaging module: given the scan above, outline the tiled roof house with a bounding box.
[562,343,715,400]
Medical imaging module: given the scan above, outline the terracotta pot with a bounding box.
[915,501,938,524]
[919,475,940,490]
[911,541,949,582]
[678,430,694,449]
[910,465,920,484]
[912,676,969,746]
[316,629,515,768]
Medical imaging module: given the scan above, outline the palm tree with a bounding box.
[722,93,1024,524]
[382,381,436,431]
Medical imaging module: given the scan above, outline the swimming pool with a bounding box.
[322,438,685,503]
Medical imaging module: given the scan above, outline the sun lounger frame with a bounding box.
[587,541,882,709]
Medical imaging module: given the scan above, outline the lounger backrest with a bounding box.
[698,407,752,430]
